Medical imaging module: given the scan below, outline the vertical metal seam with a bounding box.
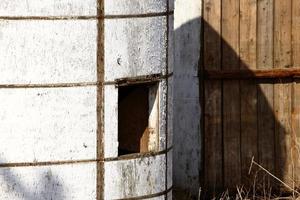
[165,0,170,199]
[97,0,105,199]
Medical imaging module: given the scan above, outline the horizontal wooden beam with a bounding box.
[204,68,300,79]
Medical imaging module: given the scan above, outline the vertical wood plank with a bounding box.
[292,0,300,187]
[222,0,241,190]
[203,0,223,196]
[257,0,275,188]
[274,0,293,187]
[239,0,257,188]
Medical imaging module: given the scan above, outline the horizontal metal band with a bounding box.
[0,82,97,89]
[105,146,173,162]
[0,146,173,168]
[0,159,96,168]
[0,74,173,89]
[115,187,172,200]
[105,73,174,87]
[204,67,300,80]
[0,11,174,20]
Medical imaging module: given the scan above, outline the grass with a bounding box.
[196,157,300,200]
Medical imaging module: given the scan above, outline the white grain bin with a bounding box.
[0,0,174,199]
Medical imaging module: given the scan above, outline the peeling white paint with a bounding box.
[159,79,168,151]
[104,155,166,199]
[0,163,97,200]
[0,0,173,199]
[0,87,97,163]
[105,0,167,15]
[104,85,119,158]
[0,0,97,16]
[104,17,167,82]
[0,20,97,84]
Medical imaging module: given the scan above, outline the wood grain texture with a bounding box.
[274,0,293,187]
[204,68,300,79]
[257,0,275,188]
[239,0,257,188]
[222,0,241,190]
[202,0,300,194]
[292,0,300,187]
[203,0,223,195]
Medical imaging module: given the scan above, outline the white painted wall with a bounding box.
[0,20,97,84]
[0,0,173,199]
[174,0,202,197]
[0,164,97,200]
[0,2,98,199]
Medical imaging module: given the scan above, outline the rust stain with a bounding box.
[114,187,173,200]
[112,73,173,87]
[96,0,105,199]
[0,159,97,168]
[0,82,97,89]
[0,11,174,21]
[0,147,173,169]
[107,146,173,162]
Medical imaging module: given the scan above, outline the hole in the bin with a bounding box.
[118,82,159,156]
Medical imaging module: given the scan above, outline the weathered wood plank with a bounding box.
[222,0,241,190]
[274,0,293,187]
[204,68,300,79]
[203,0,223,195]
[292,0,300,187]
[240,0,257,188]
[257,0,275,189]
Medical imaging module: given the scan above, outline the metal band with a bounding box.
[0,73,173,89]
[104,73,173,87]
[114,187,172,200]
[0,147,173,168]
[96,0,105,199]
[165,0,171,199]
[0,82,97,89]
[0,11,174,21]
[105,146,173,162]
[0,159,96,168]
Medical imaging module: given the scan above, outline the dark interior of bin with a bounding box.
[118,83,155,156]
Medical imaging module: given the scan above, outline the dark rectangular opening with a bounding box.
[118,82,159,156]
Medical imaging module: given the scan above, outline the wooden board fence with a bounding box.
[202,0,300,197]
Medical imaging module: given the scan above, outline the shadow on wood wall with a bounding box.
[200,0,300,197]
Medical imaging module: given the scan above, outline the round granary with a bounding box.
[0,0,174,199]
